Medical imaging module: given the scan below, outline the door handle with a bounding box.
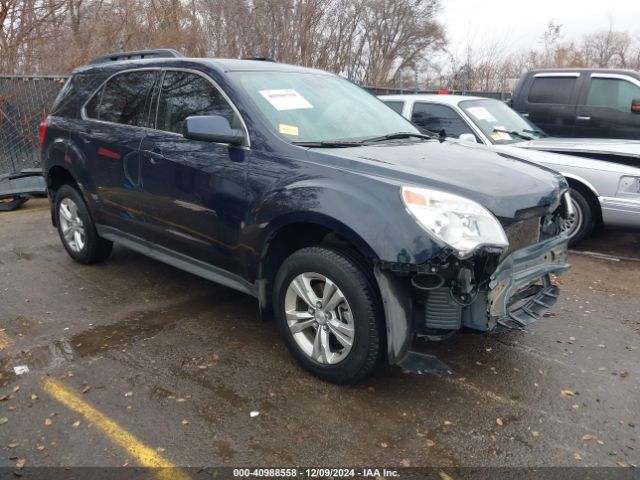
[145,150,165,164]
[576,116,591,121]
[521,113,530,117]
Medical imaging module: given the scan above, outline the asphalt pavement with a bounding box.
[0,199,638,474]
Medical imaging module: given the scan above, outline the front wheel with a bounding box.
[273,247,384,384]
[561,188,595,247]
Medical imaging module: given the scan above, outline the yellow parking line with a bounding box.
[0,331,12,350]
[42,378,190,480]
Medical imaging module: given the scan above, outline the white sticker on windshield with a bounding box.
[259,89,313,111]
[466,106,497,122]
[492,126,512,140]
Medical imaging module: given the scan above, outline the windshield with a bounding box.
[232,71,420,144]
[459,99,545,144]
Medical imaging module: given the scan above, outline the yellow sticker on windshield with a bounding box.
[279,124,299,136]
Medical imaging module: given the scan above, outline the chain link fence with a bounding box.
[0,74,508,179]
[0,75,66,176]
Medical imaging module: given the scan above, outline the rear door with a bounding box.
[517,73,581,137]
[575,74,640,139]
[79,69,159,235]
[138,69,249,273]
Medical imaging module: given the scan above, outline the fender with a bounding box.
[560,172,600,197]
[249,179,438,366]
[249,177,440,271]
[44,135,100,225]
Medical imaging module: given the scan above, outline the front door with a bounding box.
[575,75,640,139]
[138,70,249,274]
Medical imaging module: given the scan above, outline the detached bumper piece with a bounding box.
[488,234,569,331]
[398,350,453,375]
[0,169,46,211]
[497,282,559,330]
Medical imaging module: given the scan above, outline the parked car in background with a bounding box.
[42,50,572,383]
[380,94,640,245]
[511,68,640,140]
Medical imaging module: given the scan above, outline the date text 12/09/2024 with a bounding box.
[232,468,401,478]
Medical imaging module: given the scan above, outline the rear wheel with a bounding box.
[273,247,384,384]
[54,185,112,264]
[561,188,595,247]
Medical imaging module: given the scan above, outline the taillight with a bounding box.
[39,119,47,145]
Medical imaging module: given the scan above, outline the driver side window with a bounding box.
[156,71,235,134]
[586,78,640,112]
[411,102,476,139]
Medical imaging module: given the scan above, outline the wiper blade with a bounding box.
[291,140,363,148]
[522,128,548,138]
[292,131,434,148]
[361,132,435,143]
[492,128,534,141]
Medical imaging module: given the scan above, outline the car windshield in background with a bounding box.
[233,72,420,144]
[459,99,545,145]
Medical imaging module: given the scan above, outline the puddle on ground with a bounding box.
[70,295,214,357]
[71,309,178,357]
[0,339,74,388]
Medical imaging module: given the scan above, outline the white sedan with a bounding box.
[380,94,640,245]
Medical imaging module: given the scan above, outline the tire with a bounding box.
[273,246,384,384]
[54,184,113,264]
[561,188,595,247]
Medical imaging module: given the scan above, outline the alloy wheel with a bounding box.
[59,198,86,252]
[284,272,355,365]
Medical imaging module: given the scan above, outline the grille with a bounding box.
[501,217,541,260]
[424,288,462,330]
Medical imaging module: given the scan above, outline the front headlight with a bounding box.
[401,186,509,258]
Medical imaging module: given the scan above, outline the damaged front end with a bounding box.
[375,192,572,374]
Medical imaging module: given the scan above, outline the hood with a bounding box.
[520,138,640,162]
[499,143,640,176]
[311,140,566,220]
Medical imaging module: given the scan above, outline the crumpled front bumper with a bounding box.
[488,234,570,330]
[375,233,570,369]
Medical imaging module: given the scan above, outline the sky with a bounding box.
[439,0,640,54]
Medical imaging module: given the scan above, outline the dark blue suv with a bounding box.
[42,50,571,383]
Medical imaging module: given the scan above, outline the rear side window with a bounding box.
[85,70,157,126]
[528,76,577,104]
[52,74,101,118]
[586,77,640,112]
[411,102,475,138]
[383,101,405,114]
[156,71,235,134]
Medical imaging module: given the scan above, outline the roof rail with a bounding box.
[242,57,277,62]
[89,49,184,65]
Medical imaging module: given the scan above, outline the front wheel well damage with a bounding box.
[259,222,377,316]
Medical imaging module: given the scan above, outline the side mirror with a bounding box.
[458,133,478,144]
[183,115,245,145]
[631,99,640,114]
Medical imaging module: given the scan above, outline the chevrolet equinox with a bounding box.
[41,49,571,383]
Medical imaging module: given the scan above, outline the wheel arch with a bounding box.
[257,213,380,315]
[561,173,603,225]
[46,165,81,226]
